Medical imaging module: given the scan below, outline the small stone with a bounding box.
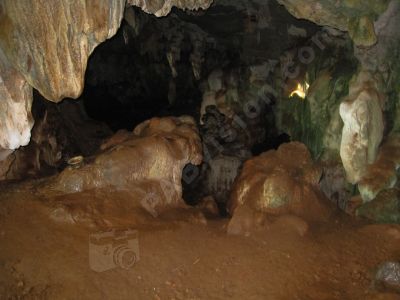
[375,261,400,292]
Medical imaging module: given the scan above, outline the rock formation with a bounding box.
[358,135,400,203]
[0,0,126,102]
[227,142,330,235]
[0,49,33,152]
[0,0,212,153]
[339,71,385,184]
[276,0,390,46]
[127,0,212,17]
[40,116,202,217]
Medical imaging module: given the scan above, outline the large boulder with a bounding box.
[227,142,330,235]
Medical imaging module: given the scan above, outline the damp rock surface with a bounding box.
[40,116,202,217]
[356,189,400,224]
[339,70,385,184]
[227,142,331,235]
[376,261,400,292]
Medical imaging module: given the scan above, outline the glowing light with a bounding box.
[289,82,310,99]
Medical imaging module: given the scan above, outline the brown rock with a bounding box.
[127,0,212,17]
[228,142,327,217]
[41,116,202,217]
[227,142,330,234]
[0,0,126,101]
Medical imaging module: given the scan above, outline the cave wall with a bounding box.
[0,0,399,210]
[0,0,212,152]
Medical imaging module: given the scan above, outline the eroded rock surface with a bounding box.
[356,189,400,224]
[127,0,212,17]
[0,50,33,151]
[0,0,213,153]
[0,0,126,102]
[41,116,202,218]
[227,142,330,235]
[276,0,390,46]
[358,135,400,203]
[339,71,385,184]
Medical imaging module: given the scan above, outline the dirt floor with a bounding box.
[0,181,400,300]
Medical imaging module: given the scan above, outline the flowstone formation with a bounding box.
[0,49,33,152]
[227,142,331,235]
[0,0,212,153]
[339,70,385,184]
[40,116,202,219]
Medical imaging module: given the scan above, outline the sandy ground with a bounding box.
[0,181,400,300]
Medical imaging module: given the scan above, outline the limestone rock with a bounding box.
[375,261,400,292]
[227,142,330,234]
[0,151,14,180]
[203,155,243,207]
[355,0,400,72]
[227,204,266,236]
[358,135,400,202]
[0,0,126,102]
[41,116,202,217]
[0,49,33,151]
[339,71,385,184]
[0,0,211,101]
[276,0,390,46]
[356,189,400,224]
[127,0,212,17]
[320,162,351,210]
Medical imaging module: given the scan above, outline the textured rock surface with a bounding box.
[40,116,202,217]
[356,189,400,224]
[0,0,212,153]
[127,0,212,17]
[227,142,330,234]
[320,162,351,210]
[0,96,113,181]
[358,135,400,203]
[355,0,400,72]
[375,261,400,292]
[0,0,126,102]
[339,71,385,184]
[0,50,33,151]
[276,0,390,46]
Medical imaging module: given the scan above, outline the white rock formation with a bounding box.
[339,71,385,184]
[0,49,33,151]
[127,0,212,17]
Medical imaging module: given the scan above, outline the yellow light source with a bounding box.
[290,82,310,99]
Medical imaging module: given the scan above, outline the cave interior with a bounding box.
[0,0,400,299]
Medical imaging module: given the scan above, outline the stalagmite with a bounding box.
[0,49,33,152]
[339,71,385,184]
